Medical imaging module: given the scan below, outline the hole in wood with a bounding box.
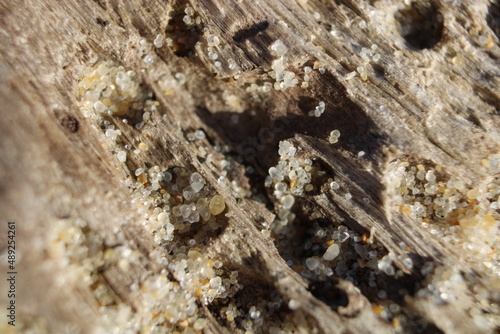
[165,3,201,57]
[395,1,444,50]
[487,0,500,41]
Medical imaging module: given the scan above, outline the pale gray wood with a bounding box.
[0,0,498,333]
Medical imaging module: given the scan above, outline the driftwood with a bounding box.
[0,0,499,333]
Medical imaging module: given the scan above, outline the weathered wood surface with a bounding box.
[0,0,498,333]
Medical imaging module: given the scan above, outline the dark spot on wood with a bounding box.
[466,112,484,130]
[96,17,109,27]
[233,21,270,43]
[61,115,79,133]
[474,84,500,113]
[372,63,385,78]
[92,0,107,10]
[309,281,349,312]
[165,13,200,57]
[487,0,500,41]
[395,2,443,50]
